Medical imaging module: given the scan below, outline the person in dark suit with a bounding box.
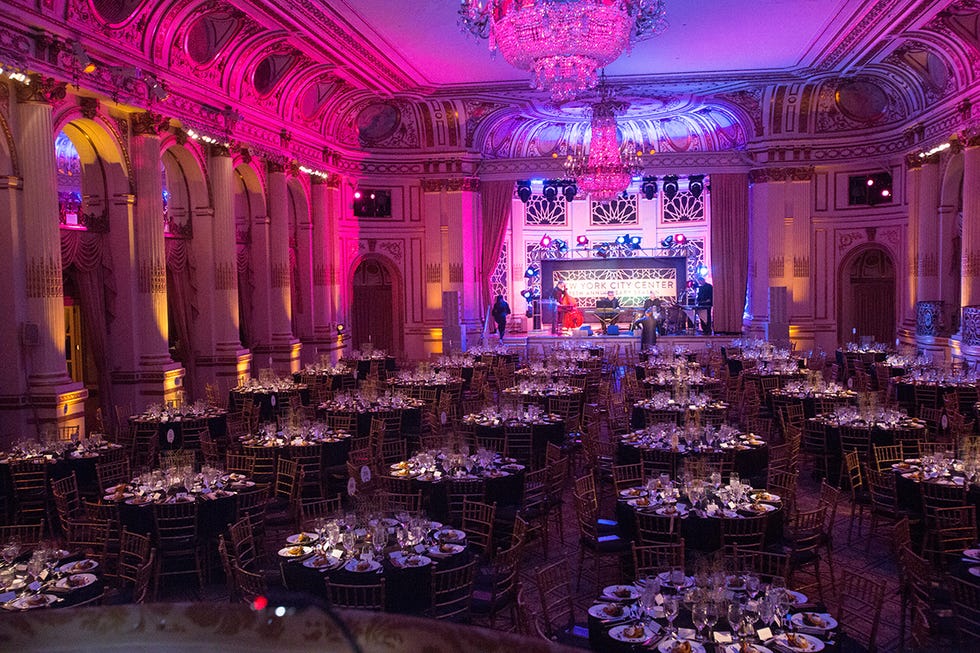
[695,275,713,335]
[490,294,510,340]
[637,292,662,349]
[596,290,620,310]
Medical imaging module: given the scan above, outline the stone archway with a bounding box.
[838,245,896,346]
[350,256,403,355]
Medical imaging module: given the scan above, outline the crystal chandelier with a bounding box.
[562,93,644,201]
[458,0,668,101]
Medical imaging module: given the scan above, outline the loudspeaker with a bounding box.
[606,324,620,335]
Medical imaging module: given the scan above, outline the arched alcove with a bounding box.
[233,163,265,349]
[350,256,403,356]
[838,245,897,346]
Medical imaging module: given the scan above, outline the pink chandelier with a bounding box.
[459,0,668,101]
[562,95,644,201]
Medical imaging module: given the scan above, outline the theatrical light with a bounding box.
[539,234,552,248]
[629,236,641,248]
[525,265,539,278]
[615,234,628,245]
[688,175,705,199]
[866,177,875,186]
[697,264,709,277]
[881,189,891,198]
[336,324,345,334]
[594,243,611,258]
[562,183,578,202]
[641,176,658,200]
[516,180,532,204]
[673,233,687,245]
[520,289,533,300]
[576,235,589,246]
[554,239,568,253]
[353,191,362,199]
[71,41,96,74]
[661,235,673,247]
[542,179,560,201]
[662,175,679,200]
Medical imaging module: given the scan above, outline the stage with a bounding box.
[501,329,731,353]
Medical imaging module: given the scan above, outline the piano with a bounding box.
[592,308,621,334]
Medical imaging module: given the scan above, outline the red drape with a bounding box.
[479,181,514,313]
[709,174,749,334]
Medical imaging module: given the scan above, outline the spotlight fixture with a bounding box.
[553,239,568,253]
[71,41,96,74]
[336,324,345,334]
[615,234,628,245]
[353,190,362,199]
[673,233,688,245]
[688,175,705,199]
[629,236,641,249]
[662,175,679,200]
[696,264,709,278]
[640,176,658,200]
[147,76,169,101]
[520,289,533,300]
[516,180,532,204]
[562,183,578,202]
[524,265,539,278]
[594,243,611,258]
[542,179,561,201]
[539,234,552,248]
[661,235,674,247]
[576,235,589,246]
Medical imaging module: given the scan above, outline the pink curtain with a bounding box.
[709,174,749,334]
[61,230,116,433]
[480,180,514,311]
[166,238,197,399]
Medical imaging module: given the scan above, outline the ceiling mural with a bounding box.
[1,1,979,169]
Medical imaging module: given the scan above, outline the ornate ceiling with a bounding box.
[2,0,980,168]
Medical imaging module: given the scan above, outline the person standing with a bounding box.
[637,291,662,349]
[490,294,510,340]
[695,275,713,335]
[551,281,568,335]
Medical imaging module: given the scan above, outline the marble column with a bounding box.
[960,140,980,349]
[251,160,299,373]
[903,158,921,330]
[192,144,250,390]
[916,157,941,304]
[13,77,87,434]
[128,112,184,404]
[306,176,344,363]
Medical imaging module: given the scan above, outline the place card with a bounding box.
[757,627,773,641]
[28,580,42,591]
[713,632,733,644]
[0,591,15,603]
[677,628,696,640]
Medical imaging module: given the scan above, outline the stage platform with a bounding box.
[501,330,731,354]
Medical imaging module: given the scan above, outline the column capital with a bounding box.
[206,142,231,158]
[311,173,341,188]
[131,111,170,137]
[748,167,814,184]
[266,159,288,175]
[420,177,480,193]
[14,75,66,105]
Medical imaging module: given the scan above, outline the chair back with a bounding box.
[835,571,886,651]
[632,541,685,578]
[430,558,477,621]
[327,578,386,611]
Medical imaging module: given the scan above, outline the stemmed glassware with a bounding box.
[692,602,710,642]
[663,595,680,636]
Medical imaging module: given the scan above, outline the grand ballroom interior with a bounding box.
[4,0,980,651]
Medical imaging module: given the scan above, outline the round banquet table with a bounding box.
[318,405,423,438]
[614,485,783,553]
[280,534,474,615]
[461,412,565,469]
[128,412,227,451]
[0,442,126,510]
[229,387,311,423]
[629,401,728,430]
[616,436,768,483]
[813,415,926,485]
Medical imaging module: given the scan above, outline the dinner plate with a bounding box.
[427,543,465,557]
[434,528,466,543]
[619,487,649,499]
[277,545,312,559]
[587,602,631,621]
[724,644,772,653]
[125,496,154,506]
[655,505,688,517]
[1,578,26,591]
[286,532,319,545]
[392,554,431,568]
[4,593,58,610]
[59,559,98,574]
[751,491,780,503]
[740,502,778,514]
[501,463,524,472]
[601,584,640,601]
[344,559,381,573]
[55,573,98,590]
[608,623,656,644]
[628,497,656,509]
[962,548,980,561]
[302,554,341,570]
[790,612,838,631]
[785,589,809,605]
[657,636,706,653]
[655,571,695,589]
[768,632,824,652]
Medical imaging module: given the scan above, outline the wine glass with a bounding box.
[727,599,744,642]
[759,597,776,638]
[705,601,720,641]
[1,540,20,566]
[744,573,760,599]
[742,600,760,640]
[692,602,710,643]
[663,595,680,636]
[637,584,658,625]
